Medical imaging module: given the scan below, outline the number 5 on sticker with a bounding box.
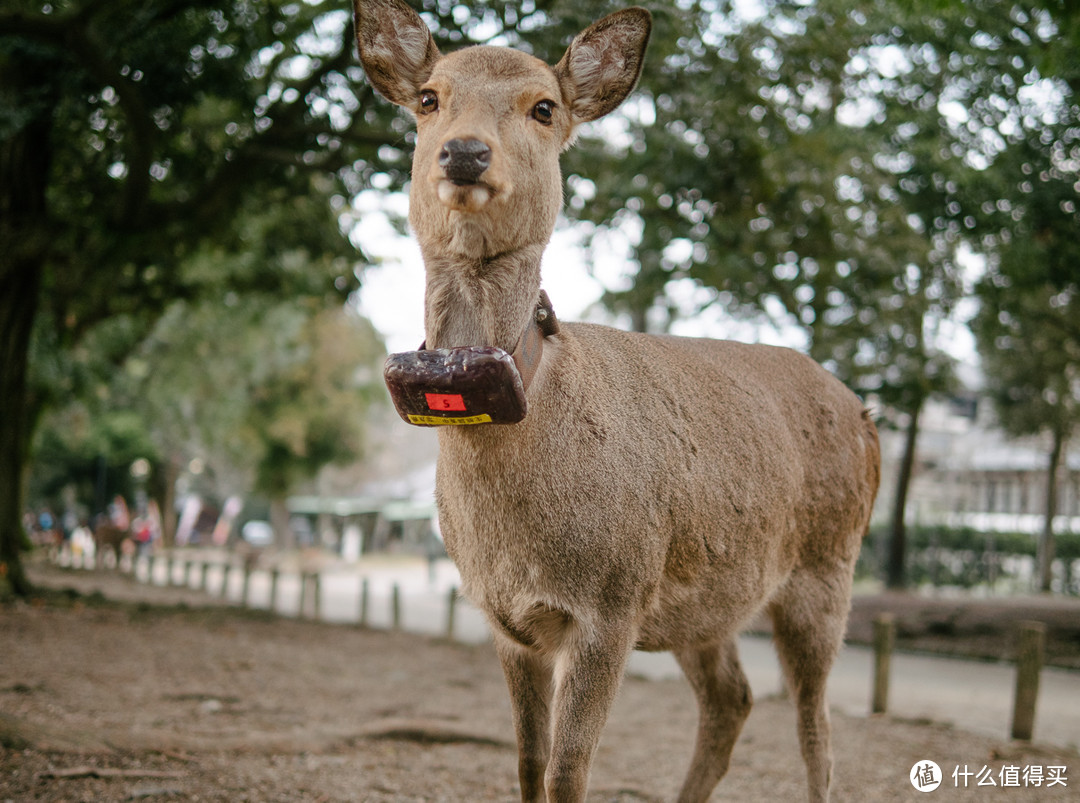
[426,393,467,411]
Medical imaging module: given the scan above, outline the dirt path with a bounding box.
[1,561,1076,801]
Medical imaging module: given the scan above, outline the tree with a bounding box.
[1,0,407,594]
[129,297,385,548]
[975,282,1078,591]
[969,117,1080,591]
[903,1,1080,590]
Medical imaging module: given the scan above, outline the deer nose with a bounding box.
[438,138,492,185]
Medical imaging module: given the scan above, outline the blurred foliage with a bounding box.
[2,0,404,572]
[134,297,385,501]
[2,0,400,408]
[968,107,1079,449]
[561,1,959,405]
[32,293,386,517]
[30,407,159,513]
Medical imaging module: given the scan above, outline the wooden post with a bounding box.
[312,573,322,622]
[871,613,895,715]
[199,561,210,592]
[358,578,369,628]
[446,586,458,640]
[1011,620,1046,741]
[299,573,309,618]
[391,583,402,631]
[220,562,232,599]
[928,533,940,587]
[269,568,280,614]
[182,558,192,588]
[241,565,253,607]
[986,535,998,592]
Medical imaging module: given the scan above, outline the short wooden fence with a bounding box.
[869,613,1047,742]
[61,549,1055,744]
[130,551,465,641]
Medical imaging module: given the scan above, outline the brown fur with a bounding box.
[354,2,881,801]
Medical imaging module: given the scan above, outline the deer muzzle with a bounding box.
[435,137,495,211]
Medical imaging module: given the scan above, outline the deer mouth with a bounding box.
[436,178,494,212]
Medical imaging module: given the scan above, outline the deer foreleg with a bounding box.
[544,625,635,803]
[495,636,554,803]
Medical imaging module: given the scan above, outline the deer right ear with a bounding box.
[354,0,440,109]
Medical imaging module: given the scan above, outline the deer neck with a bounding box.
[422,243,545,353]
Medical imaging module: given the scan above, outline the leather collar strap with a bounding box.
[419,290,559,391]
[512,290,559,393]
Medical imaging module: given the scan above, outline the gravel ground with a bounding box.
[1,560,1076,802]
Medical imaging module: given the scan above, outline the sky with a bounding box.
[352,187,981,390]
[352,189,817,357]
[352,189,618,354]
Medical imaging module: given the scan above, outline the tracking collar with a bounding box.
[384,291,559,427]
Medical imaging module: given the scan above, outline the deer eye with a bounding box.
[419,90,438,114]
[532,100,555,125]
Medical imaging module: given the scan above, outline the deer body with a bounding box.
[439,329,872,648]
[355,3,880,801]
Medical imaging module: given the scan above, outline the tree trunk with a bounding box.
[270,497,296,552]
[156,456,182,548]
[0,56,52,597]
[1037,427,1065,593]
[0,279,39,597]
[886,396,923,589]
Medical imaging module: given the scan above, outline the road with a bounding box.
[136,552,1080,752]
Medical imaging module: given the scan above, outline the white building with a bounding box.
[878,397,1080,535]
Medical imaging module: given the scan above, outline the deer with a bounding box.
[353,1,881,801]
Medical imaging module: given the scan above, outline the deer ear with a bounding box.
[554,7,652,124]
[354,0,441,108]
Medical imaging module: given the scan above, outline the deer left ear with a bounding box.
[554,7,652,124]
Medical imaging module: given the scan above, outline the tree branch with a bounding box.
[2,5,159,229]
[68,29,157,227]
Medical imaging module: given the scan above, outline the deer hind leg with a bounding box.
[674,639,753,803]
[767,568,854,803]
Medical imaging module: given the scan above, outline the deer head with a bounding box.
[355,0,651,349]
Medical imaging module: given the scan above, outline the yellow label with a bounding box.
[407,413,493,426]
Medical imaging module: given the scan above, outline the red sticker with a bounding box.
[426,393,467,411]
